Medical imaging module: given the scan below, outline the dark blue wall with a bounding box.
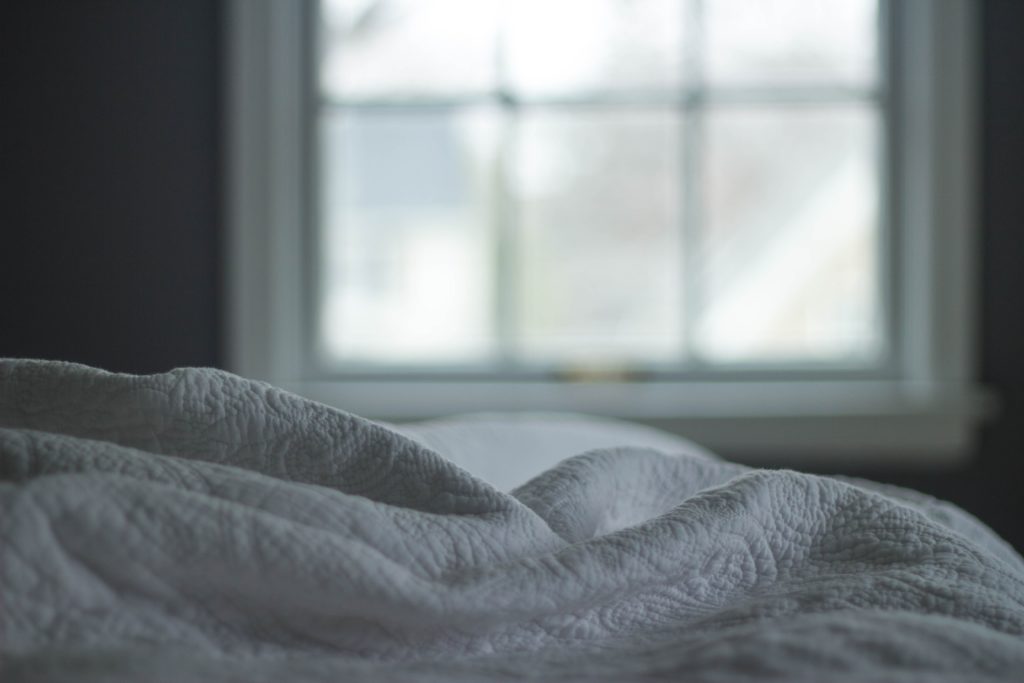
[1,0,221,373]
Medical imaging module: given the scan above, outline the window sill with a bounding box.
[280,379,994,466]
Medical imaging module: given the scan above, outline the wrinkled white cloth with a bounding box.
[2,359,1022,682]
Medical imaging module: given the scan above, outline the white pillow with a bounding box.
[390,412,716,491]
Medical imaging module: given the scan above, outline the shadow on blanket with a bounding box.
[2,359,1023,682]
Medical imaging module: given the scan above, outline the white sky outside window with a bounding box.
[514,109,683,363]
[318,0,880,370]
[696,104,880,362]
[503,0,686,96]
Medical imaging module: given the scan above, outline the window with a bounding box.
[227,0,988,460]
[317,0,880,371]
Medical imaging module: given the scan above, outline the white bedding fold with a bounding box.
[2,359,1023,682]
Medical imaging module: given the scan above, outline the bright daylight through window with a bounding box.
[316,0,882,372]
[228,0,981,456]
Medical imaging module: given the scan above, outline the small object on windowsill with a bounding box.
[551,365,653,383]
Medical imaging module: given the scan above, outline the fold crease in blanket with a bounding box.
[2,360,1022,681]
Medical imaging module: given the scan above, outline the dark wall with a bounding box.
[753,0,1024,554]
[1,0,221,373]
[1,2,1021,549]
[972,0,1024,552]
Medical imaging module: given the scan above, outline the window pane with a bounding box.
[320,0,499,99]
[695,104,880,363]
[320,109,500,364]
[704,0,878,87]
[514,109,683,363]
[504,0,686,96]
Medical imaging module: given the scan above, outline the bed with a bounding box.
[2,359,1022,681]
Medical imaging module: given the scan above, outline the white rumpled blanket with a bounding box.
[2,360,1023,682]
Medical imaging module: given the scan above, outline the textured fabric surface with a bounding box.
[2,360,1023,682]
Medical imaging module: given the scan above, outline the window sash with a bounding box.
[310,1,890,376]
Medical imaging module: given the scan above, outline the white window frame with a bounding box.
[225,0,990,464]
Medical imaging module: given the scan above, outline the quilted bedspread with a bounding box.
[2,360,1023,681]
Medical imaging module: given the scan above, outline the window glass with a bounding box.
[696,103,881,362]
[316,0,881,371]
[503,0,686,96]
[320,108,500,363]
[320,0,500,98]
[514,109,683,363]
[704,0,878,87]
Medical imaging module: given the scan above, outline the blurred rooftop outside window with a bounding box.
[316,0,882,372]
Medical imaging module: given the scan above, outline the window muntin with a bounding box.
[315,0,883,373]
